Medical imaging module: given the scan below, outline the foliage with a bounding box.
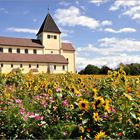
[0,68,140,139]
[79,63,140,75]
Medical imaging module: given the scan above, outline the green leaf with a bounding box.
[130,112,136,119]
[82,118,89,125]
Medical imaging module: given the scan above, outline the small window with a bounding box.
[25,49,28,54]
[29,64,31,68]
[51,51,53,54]
[0,48,3,52]
[66,58,68,62]
[1,64,3,67]
[47,35,50,39]
[63,65,65,70]
[17,48,20,53]
[8,48,12,53]
[54,35,57,39]
[11,64,13,68]
[33,49,37,54]
[54,65,56,70]
[20,64,23,68]
[37,64,39,68]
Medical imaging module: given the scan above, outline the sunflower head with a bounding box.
[94,131,106,140]
[69,104,74,110]
[95,96,104,108]
[93,112,100,122]
[79,126,85,133]
[92,88,97,98]
[78,99,89,111]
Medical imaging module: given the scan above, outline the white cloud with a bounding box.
[0,8,8,14]
[110,1,140,21]
[104,27,136,33]
[101,20,112,26]
[77,54,140,70]
[55,6,112,30]
[76,37,140,70]
[89,0,108,6]
[7,27,38,34]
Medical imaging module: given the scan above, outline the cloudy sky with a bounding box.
[0,0,140,71]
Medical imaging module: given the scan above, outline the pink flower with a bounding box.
[23,112,30,121]
[63,99,68,106]
[56,87,61,92]
[20,107,25,115]
[15,99,22,104]
[118,132,123,136]
[112,108,117,113]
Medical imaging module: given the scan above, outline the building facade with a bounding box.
[0,13,75,73]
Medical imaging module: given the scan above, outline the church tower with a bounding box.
[37,13,61,54]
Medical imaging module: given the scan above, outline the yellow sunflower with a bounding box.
[77,98,83,103]
[93,112,100,122]
[95,96,104,108]
[104,99,110,113]
[91,102,96,110]
[69,104,74,110]
[78,99,89,111]
[79,126,85,133]
[48,89,52,95]
[92,88,97,98]
[94,131,106,140]
[124,93,132,100]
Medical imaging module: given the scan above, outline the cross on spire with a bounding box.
[48,5,50,13]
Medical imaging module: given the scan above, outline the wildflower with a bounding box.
[104,99,110,113]
[56,87,61,92]
[80,82,85,87]
[124,93,132,100]
[77,98,83,103]
[79,126,85,133]
[127,87,131,93]
[86,128,91,133]
[91,102,96,110]
[92,88,97,98]
[93,112,100,122]
[95,96,104,108]
[63,99,68,107]
[79,135,83,140]
[53,106,57,111]
[20,107,25,115]
[78,99,89,111]
[70,104,74,110]
[34,86,38,91]
[118,132,123,137]
[53,83,57,88]
[112,108,117,113]
[48,89,52,95]
[94,131,106,140]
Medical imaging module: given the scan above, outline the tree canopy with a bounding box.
[78,63,140,75]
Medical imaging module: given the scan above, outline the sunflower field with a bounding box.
[0,66,140,139]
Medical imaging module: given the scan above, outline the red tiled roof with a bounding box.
[0,37,75,51]
[0,53,68,64]
[0,36,43,48]
[61,43,75,51]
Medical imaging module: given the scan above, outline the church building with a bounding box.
[0,13,76,73]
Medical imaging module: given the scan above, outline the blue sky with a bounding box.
[0,0,140,71]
